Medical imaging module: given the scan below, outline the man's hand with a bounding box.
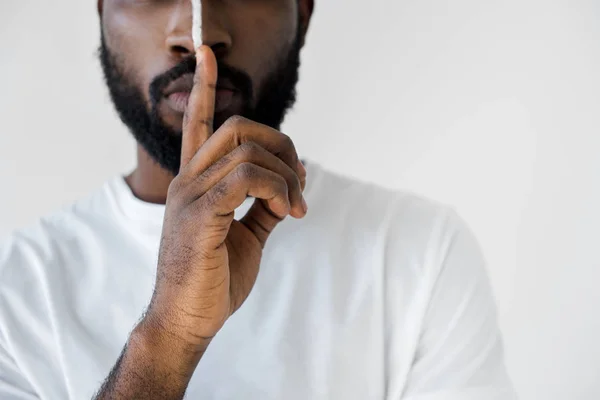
[146,44,307,352]
[94,46,307,400]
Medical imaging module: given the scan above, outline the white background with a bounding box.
[1,1,599,399]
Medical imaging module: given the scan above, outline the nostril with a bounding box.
[211,43,228,59]
[171,45,191,55]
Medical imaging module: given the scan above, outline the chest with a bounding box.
[54,246,388,399]
[23,219,406,399]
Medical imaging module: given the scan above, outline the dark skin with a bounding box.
[94,0,313,398]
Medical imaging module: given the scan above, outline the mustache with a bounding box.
[149,55,253,107]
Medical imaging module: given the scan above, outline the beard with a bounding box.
[99,31,301,176]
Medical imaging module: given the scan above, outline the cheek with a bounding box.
[229,4,298,93]
[102,5,169,103]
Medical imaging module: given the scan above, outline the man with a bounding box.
[0,0,517,399]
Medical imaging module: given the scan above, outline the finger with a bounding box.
[186,116,306,186]
[298,159,307,192]
[201,163,291,221]
[190,142,305,218]
[180,45,218,169]
[240,200,283,248]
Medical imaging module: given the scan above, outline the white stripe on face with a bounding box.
[191,0,202,48]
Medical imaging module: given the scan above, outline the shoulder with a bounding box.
[309,165,514,396]
[303,162,485,299]
[307,160,450,219]
[0,184,117,400]
[305,161,463,257]
[0,180,117,293]
[0,209,74,283]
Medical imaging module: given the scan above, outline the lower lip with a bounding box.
[166,89,236,114]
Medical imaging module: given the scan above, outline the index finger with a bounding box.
[180,45,218,169]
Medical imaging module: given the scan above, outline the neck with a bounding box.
[125,146,174,205]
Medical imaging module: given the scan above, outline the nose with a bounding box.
[165,0,232,61]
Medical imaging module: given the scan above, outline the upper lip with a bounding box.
[164,74,237,96]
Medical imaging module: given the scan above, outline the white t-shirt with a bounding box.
[0,162,516,400]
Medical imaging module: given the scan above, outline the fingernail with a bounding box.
[302,196,308,214]
[297,159,307,177]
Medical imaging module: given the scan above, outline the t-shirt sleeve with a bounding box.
[401,209,518,400]
[0,238,40,400]
[0,339,39,400]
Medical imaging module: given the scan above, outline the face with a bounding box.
[98,0,313,175]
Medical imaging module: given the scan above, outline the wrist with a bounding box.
[94,319,204,400]
[131,315,210,379]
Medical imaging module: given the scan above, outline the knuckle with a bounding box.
[230,114,248,125]
[236,162,257,180]
[221,115,248,145]
[271,172,286,189]
[276,176,289,195]
[224,114,246,130]
[279,132,295,150]
[167,176,184,197]
[288,172,301,192]
[239,141,262,160]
